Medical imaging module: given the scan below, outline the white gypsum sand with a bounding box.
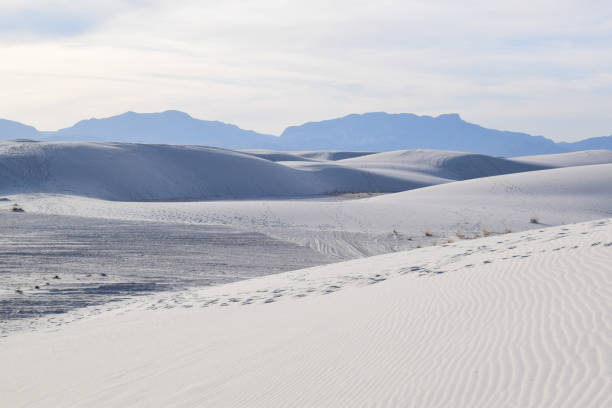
[11,162,612,258]
[0,141,421,200]
[0,142,565,201]
[0,218,610,407]
[510,149,612,168]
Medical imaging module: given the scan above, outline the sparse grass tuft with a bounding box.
[11,204,24,212]
[530,217,539,224]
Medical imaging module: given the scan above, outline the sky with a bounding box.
[0,0,611,141]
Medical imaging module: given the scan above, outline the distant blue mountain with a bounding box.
[280,113,563,156]
[0,119,39,140]
[0,110,610,157]
[558,135,612,152]
[44,110,278,149]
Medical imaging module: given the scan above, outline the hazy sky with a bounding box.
[1,0,611,141]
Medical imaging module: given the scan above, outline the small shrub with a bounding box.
[482,229,490,237]
[530,217,539,224]
[456,232,465,239]
[11,204,24,212]
[504,228,512,234]
[424,230,433,237]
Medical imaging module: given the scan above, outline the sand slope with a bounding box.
[1,218,610,407]
[290,150,376,161]
[242,150,377,162]
[510,149,612,168]
[0,141,426,200]
[337,149,548,180]
[240,149,318,162]
[18,163,612,258]
[1,143,573,201]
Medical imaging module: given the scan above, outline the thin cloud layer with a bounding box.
[0,1,150,36]
[0,0,611,140]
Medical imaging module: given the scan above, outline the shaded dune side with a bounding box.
[338,149,550,180]
[0,142,427,200]
[510,149,612,168]
[290,151,377,161]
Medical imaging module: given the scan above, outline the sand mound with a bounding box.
[510,149,612,167]
[15,163,612,259]
[0,142,426,200]
[290,150,376,161]
[338,149,549,180]
[240,150,317,162]
[1,218,610,407]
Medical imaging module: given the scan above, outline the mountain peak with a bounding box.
[159,110,193,119]
[0,118,39,138]
[1,111,610,155]
[436,113,462,121]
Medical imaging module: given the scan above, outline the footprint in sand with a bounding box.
[369,275,387,284]
[324,285,341,294]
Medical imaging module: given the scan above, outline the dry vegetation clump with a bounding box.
[504,228,512,234]
[456,231,465,239]
[482,229,490,237]
[11,204,24,212]
[530,217,539,224]
[424,230,433,237]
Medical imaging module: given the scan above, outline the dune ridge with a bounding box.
[1,218,610,407]
[0,142,570,201]
[510,149,612,167]
[16,162,612,258]
[0,141,423,200]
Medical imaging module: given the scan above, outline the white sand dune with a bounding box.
[289,150,377,161]
[18,163,612,258]
[510,149,612,168]
[0,141,426,200]
[241,150,378,162]
[2,145,611,406]
[273,158,452,188]
[273,149,549,191]
[240,149,319,162]
[240,149,375,163]
[1,142,573,203]
[337,149,548,181]
[1,218,610,407]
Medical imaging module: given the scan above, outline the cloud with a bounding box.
[0,0,611,140]
[0,9,95,36]
[0,0,159,37]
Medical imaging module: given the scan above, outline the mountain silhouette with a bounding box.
[44,110,277,149]
[1,110,610,156]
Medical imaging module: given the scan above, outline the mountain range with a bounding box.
[1,110,610,157]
